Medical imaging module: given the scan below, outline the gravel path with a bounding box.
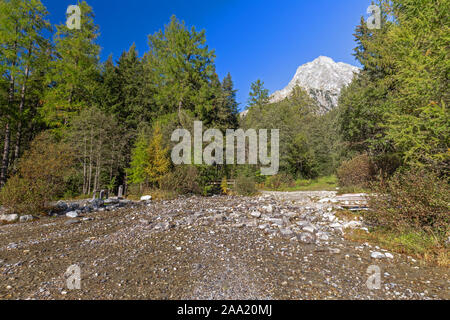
[0,193,448,300]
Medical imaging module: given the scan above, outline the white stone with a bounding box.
[371,252,386,259]
[1,214,19,223]
[140,195,152,201]
[384,253,394,259]
[302,225,316,234]
[250,211,261,218]
[66,211,79,218]
[19,215,34,223]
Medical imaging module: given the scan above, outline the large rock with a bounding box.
[56,201,69,212]
[140,195,152,201]
[371,252,386,259]
[384,252,394,259]
[1,214,19,223]
[66,211,79,218]
[19,215,35,223]
[90,199,104,209]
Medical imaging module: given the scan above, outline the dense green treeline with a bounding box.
[242,83,342,180]
[0,0,240,199]
[336,0,449,245]
[338,0,449,176]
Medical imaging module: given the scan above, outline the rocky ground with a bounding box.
[0,192,448,300]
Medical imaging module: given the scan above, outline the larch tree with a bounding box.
[145,15,217,122]
[145,124,170,188]
[127,129,150,193]
[338,0,449,174]
[42,0,100,130]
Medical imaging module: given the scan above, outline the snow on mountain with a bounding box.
[270,56,359,113]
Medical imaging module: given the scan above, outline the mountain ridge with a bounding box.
[270,56,360,113]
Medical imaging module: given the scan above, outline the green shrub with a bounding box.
[337,153,375,188]
[0,132,75,215]
[264,173,295,190]
[202,184,221,197]
[159,165,202,195]
[367,168,450,235]
[0,176,47,215]
[235,176,257,196]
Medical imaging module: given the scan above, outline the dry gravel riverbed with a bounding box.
[0,192,448,300]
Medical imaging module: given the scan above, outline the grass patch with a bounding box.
[345,228,449,267]
[262,175,338,192]
[63,193,94,201]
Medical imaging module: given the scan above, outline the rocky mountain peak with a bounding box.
[270,56,359,114]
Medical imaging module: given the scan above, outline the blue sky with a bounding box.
[41,0,371,110]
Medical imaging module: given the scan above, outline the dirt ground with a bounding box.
[0,193,448,300]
